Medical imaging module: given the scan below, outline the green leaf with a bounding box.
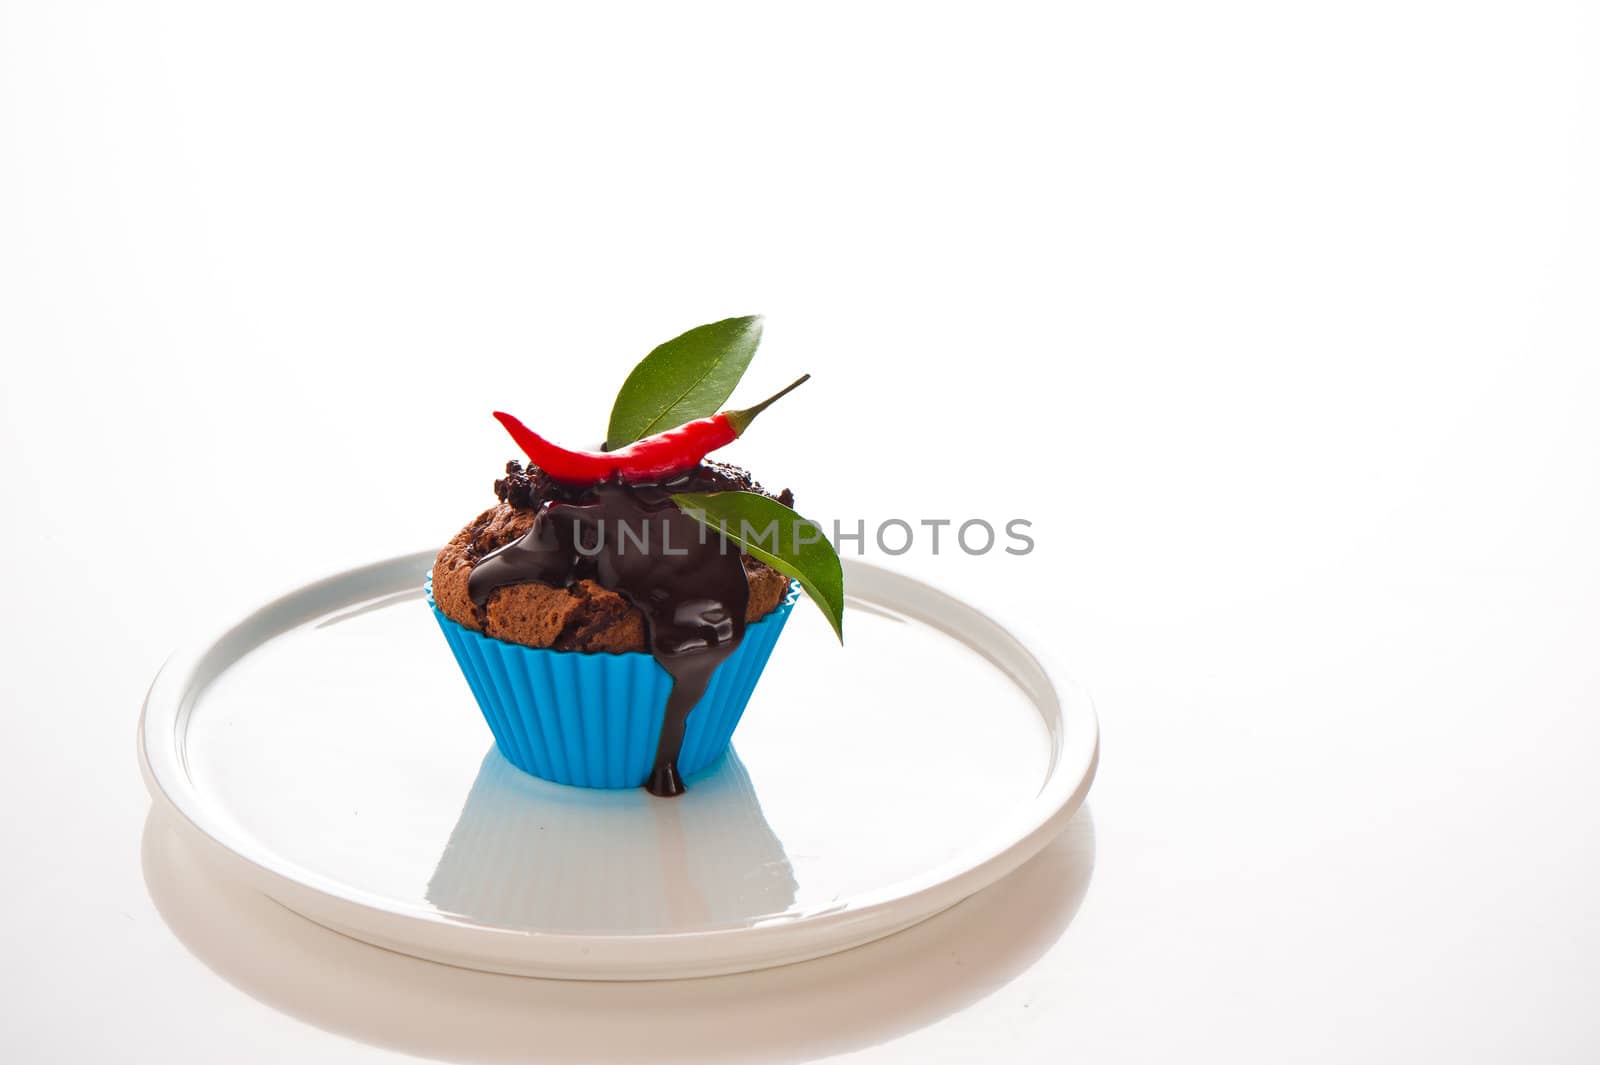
[671,490,844,643]
[606,315,764,450]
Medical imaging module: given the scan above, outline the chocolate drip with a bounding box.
[467,477,749,796]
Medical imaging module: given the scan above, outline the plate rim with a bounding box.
[138,553,1099,979]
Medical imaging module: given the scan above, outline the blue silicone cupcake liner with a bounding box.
[427,579,798,789]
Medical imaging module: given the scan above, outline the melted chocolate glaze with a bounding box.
[468,474,749,797]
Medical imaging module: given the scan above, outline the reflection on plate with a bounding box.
[427,747,797,933]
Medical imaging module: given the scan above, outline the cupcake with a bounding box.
[429,315,843,797]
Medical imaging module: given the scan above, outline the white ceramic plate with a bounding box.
[138,554,1098,980]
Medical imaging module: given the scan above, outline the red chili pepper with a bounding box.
[493,374,810,485]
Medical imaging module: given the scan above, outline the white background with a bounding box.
[3,2,1598,1062]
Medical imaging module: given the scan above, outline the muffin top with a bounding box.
[431,459,794,653]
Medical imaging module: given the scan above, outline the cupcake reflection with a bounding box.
[426,746,797,934]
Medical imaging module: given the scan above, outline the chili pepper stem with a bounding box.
[725,374,810,436]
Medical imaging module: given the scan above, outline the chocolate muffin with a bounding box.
[426,316,841,797]
[431,458,795,654]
